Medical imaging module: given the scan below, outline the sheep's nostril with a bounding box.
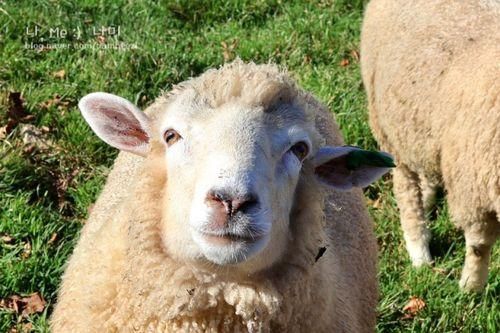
[231,195,259,215]
[206,190,259,216]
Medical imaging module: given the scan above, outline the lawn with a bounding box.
[0,1,498,332]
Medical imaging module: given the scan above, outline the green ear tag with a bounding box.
[345,149,396,170]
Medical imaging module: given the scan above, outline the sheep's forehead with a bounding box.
[161,91,309,136]
[161,61,313,121]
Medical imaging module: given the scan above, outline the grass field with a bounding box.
[0,1,498,332]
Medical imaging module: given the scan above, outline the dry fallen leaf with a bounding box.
[0,125,7,139]
[7,321,34,333]
[52,69,65,79]
[402,296,426,319]
[21,322,33,332]
[1,234,14,244]
[8,92,29,120]
[20,124,53,152]
[0,293,46,317]
[54,168,79,209]
[20,293,46,316]
[48,232,58,245]
[340,58,350,67]
[39,94,71,113]
[21,241,32,259]
[432,267,449,275]
[3,92,34,135]
[0,295,19,312]
[97,35,106,44]
[368,197,382,209]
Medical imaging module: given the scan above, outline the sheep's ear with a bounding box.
[79,92,151,157]
[312,146,395,191]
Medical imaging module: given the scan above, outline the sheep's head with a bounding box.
[79,62,393,273]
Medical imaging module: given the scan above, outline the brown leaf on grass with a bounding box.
[21,322,33,332]
[0,125,7,139]
[0,293,45,317]
[96,35,106,44]
[54,168,79,209]
[367,197,382,209]
[8,92,30,121]
[1,233,14,244]
[340,58,350,67]
[0,295,20,313]
[20,293,46,316]
[23,322,33,332]
[8,321,33,333]
[52,69,66,79]
[48,232,58,245]
[7,321,33,333]
[39,94,69,110]
[21,241,32,259]
[432,267,449,276]
[20,124,53,153]
[401,296,426,319]
[3,92,35,135]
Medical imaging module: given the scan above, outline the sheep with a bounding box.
[50,60,394,332]
[360,0,500,291]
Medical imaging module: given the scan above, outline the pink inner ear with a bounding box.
[97,104,149,146]
[314,155,352,186]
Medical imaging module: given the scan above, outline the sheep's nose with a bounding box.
[206,189,259,216]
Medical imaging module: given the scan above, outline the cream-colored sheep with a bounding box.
[361,0,499,291]
[51,61,393,332]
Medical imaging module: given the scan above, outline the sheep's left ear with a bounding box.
[312,146,395,191]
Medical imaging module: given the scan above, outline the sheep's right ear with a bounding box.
[79,92,151,157]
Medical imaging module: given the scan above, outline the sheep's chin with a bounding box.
[192,231,270,265]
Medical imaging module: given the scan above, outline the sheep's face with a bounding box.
[78,65,393,273]
[158,90,317,269]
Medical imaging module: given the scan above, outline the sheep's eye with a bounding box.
[289,141,309,161]
[163,129,181,146]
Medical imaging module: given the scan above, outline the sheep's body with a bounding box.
[51,63,378,332]
[361,0,500,290]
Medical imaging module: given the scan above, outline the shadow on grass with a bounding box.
[418,188,463,263]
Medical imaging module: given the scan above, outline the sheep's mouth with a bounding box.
[199,231,262,246]
[192,227,271,265]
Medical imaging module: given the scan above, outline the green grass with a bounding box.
[0,1,498,332]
